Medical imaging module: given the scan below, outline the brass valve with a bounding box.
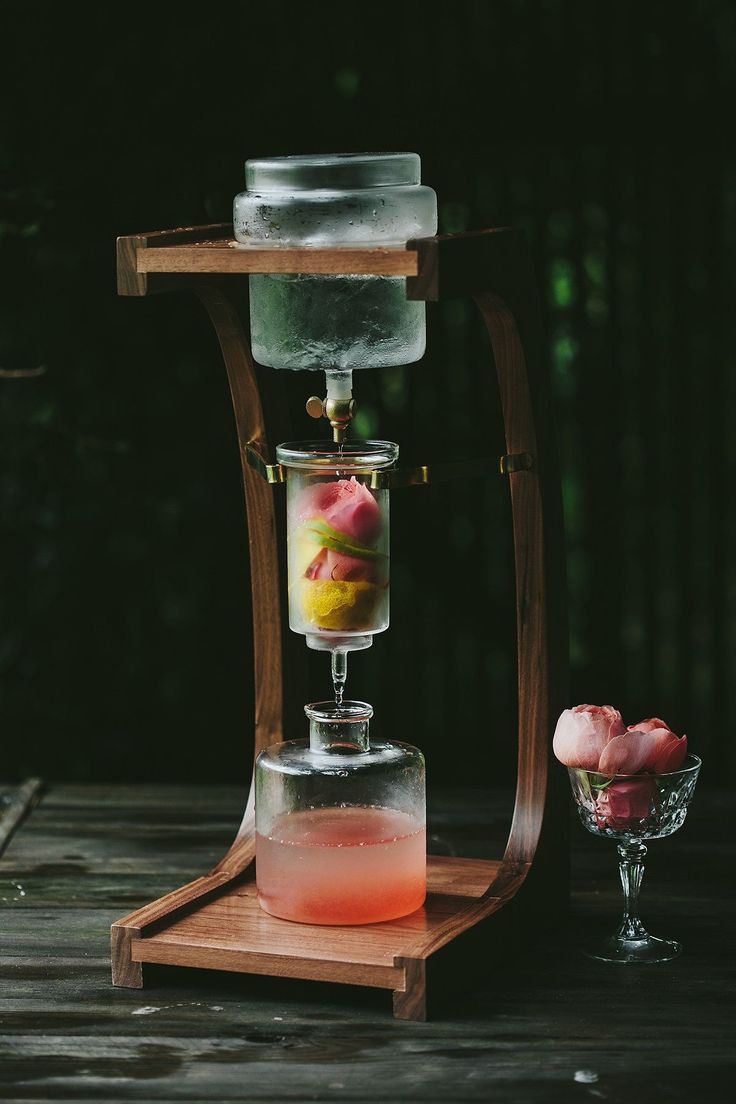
[306,394,356,444]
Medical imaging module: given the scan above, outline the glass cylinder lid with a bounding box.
[276,439,399,472]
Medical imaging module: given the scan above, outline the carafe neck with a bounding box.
[305,701,372,754]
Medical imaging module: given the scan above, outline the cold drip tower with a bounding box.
[238,153,436,924]
[112,149,565,1016]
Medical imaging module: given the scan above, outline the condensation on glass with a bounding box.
[233,152,438,372]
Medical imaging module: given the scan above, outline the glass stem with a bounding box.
[616,841,649,941]
[331,649,347,707]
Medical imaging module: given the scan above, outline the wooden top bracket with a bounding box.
[116,223,525,303]
[117,223,419,296]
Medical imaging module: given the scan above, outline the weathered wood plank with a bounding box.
[0,874,223,910]
[0,783,732,1101]
[0,779,43,858]
[0,1032,728,1103]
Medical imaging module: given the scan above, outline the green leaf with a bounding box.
[574,768,614,796]
[302,519,385,561]
[574,769,592,801]
[588,772,615,790]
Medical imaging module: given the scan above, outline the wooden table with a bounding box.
[1,782,732,1101]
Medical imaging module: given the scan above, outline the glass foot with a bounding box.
[584,933,682,964]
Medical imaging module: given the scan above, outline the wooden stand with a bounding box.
[111,225,568,1021]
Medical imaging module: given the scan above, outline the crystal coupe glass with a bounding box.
[567,754,701,963]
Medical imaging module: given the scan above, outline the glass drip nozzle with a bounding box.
[331,649,348,706]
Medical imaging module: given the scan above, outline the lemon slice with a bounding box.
[300,579,383,632]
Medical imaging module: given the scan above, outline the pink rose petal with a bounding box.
[299,478,382,545]
[627,716,670,735]
[304,548,382,584]
[626,717,688,773]
[595,776,658,830]
[598,730,661,775]
[650,730,688,773]
[326,550,377,583]
[553,704,626,770]
[304,548,330,580]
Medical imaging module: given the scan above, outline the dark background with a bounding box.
[2,1,734,785]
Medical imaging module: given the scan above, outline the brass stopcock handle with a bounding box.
[306,394,356,444]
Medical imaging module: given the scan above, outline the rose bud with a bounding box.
[626,718,688,774]
[553,704,626,771]
[599,720,687,776]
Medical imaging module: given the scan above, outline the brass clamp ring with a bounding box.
[245,444,535,487]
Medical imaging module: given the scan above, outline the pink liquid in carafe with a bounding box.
[256,805,426,925]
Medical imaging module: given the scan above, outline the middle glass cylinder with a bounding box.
[276,440,398,652]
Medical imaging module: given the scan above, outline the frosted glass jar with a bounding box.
[233,153,437,371]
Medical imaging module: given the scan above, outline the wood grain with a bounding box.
[132,940,403,991]
[136,245,420,276]
[116,224,231,296]
[110,923,142,988]
[128,857,501,972]
[116,234,147,296]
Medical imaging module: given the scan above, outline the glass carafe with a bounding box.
[255,701,426,925]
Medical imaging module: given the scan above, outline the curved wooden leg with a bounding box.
[474,290,568,897]
[190,280,285,877]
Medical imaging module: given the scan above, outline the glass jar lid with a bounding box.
[276,439,399,472]
[245,152,421,193]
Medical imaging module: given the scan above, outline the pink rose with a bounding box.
[594,776,658,831]
[554,704,688,777]
[299,478,382,545]
[627,718,688,773]
[599,720,687,775]
[304,547,377,583]
[552,704,626,770]
[325,550,377,582]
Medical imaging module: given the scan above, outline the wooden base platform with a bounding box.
[114,856,518,1021]
[134,856,501,983]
